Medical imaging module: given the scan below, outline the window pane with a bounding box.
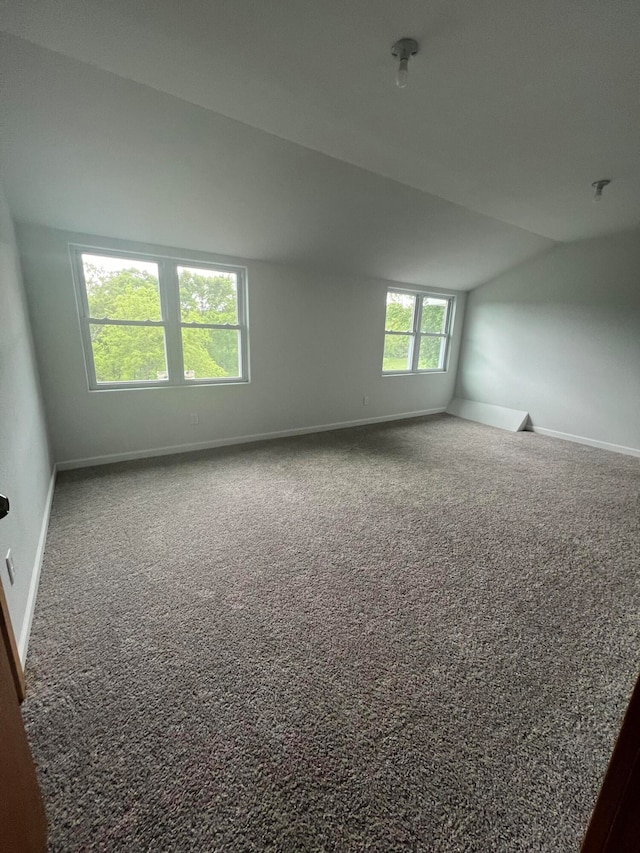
[82,254,161,321]
[90,324,167,383]
[385,292,416,332]
[420,298,448,333]
[383,334,412,371]
[418,336,445,370]
[181,328,240,379]
[178,266,238,324]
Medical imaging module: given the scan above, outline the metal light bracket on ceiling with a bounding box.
[591,179,611,203]
[391,38,419,89]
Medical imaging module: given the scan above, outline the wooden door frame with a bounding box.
[581,671,640,851]
[0,578,25,702]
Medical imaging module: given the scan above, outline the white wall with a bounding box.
[0,183,52,655]
[17,225,465,466]
[456,231,640,453]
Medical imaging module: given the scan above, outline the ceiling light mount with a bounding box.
[591,178,611,203]
[391,38,419,89]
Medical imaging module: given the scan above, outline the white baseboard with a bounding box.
[18,464,57,665]
[56,408,448,471]
[530,426,640,458]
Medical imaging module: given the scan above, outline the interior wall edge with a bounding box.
[528,426,640,459]
[0,180,53,660]
[454,230,640,452]
[17,465,57,665]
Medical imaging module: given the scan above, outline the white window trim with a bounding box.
[69,244,249,390]
[382,287,455,376]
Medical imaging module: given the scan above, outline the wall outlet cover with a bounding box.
[5,549,15,585]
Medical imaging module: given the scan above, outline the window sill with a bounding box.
[381,370,448,377]
[87,379,250,392]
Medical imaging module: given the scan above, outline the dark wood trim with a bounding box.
[0,578,25,703]
[581,671,640,852]
[0,612,47,851]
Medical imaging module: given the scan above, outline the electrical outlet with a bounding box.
[363,396,369,406]
[189,412,199,425]
[5,549,15,585]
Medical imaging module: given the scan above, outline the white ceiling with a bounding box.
[0,2,638,291]
[2,0,638,243]
[0,35,552,290]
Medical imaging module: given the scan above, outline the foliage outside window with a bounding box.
[382,289,453,374]
[71,246,248,389]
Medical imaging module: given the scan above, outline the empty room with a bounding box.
[1,1,639,850]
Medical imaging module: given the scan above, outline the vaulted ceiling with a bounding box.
[1,0,638,288]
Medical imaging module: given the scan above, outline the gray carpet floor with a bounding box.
[23,414,640,852]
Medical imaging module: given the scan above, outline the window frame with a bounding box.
[69,244,249,390]
[382,287,455,376]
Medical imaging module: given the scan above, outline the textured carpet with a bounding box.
[23,414,640,852]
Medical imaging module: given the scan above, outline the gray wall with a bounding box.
[18,225,465,466]
[0,183,52,652]
[456,231,640,452]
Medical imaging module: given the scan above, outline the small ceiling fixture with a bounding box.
[391,38,419,89]
[591,179,611,203]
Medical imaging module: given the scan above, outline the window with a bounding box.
[70,246,248,389]
[382,289,454,374]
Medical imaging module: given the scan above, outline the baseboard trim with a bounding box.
[18,464,57,665]
[530,426,640,458]
[56,408,448,471]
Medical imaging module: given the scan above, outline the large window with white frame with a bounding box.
[382,289,454,374]
[70,246,248,389]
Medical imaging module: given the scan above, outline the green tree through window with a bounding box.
[76,250,248,387]
[178,267,239,378]
[382,290,452,373]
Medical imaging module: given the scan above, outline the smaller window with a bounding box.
[382,289,454,374]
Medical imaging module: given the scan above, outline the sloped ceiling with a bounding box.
[1,0,638,288]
